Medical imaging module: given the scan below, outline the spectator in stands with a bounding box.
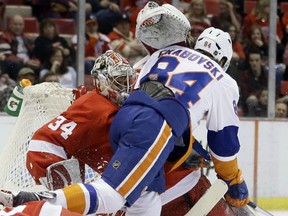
[34,0,78,20]
[0,14,40,81]
[39,47,76,88]
[242,0,283,43]
[33,18,72,67]
[226,23,246,64]
[239,50,268,116]
[243,25,269,64]
[87,0,121,35]
[281,17,288,65]
[0,73,16,111]
[40,71,59,83]
[71,16,112,74]
[0,0,5,29]
[243,24,285,92]
[242,2,285,71]
[245,88,268,117]
[87,0,120,16]
[223,23,245,83]
[275,101,288,118]
[184,0,211,39]
[17,67,36,84]
[177,0,191,13]
[108,13,146,65]
[210,0,241,32]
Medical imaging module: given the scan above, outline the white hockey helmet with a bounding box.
[91,50,136,105]
[136,1,191,53]
[194,27,233,72]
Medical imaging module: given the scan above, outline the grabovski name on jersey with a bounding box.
[137,45,235,112]
[157,48,224,81]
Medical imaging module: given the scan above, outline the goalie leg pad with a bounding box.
[46,158,83,190]
[161,174,235,216]
[0,190,13,207]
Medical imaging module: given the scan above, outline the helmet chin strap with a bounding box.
[219,57,229,72]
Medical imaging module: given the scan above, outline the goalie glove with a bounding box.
[0,190,56,207]
[40,158,84,190]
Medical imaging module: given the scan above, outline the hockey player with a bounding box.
[0,3,248,216]
[134,1,249,213]
[1,49,167,215]
[0,50,136,215]
[25,49,136,190]
[160,27,239,215]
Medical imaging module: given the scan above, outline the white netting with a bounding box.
[0,82,74,191]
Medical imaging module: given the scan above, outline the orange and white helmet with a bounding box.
[91,50,136,105]
[136,1,191,53]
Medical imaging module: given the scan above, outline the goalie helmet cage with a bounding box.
[0,82,97,191]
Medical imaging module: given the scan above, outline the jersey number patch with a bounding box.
[48,116,77,139]
[146,56,213,107]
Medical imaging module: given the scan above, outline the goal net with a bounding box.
[0,82,74,191]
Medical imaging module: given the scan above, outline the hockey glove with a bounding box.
[221,169,249,207]
[45,158,84,190]
[183,140,211,169]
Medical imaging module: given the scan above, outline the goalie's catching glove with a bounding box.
[0,190,56,207]
[221,169,249,207]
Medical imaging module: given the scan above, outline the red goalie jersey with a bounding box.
[26,90,118,186]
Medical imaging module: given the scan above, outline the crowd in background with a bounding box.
[0,0,288,118]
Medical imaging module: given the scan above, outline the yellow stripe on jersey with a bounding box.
[166,122,194,173]
[117,122,172,198]
[63,184,86,214]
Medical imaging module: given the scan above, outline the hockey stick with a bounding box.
[247,201,274,216]
[185,179,228,216]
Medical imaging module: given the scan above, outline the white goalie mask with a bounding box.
[136,1,191,53]
[91,50,136,105]
[194,27,233,72]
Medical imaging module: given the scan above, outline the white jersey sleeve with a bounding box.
[205,74,240,160]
